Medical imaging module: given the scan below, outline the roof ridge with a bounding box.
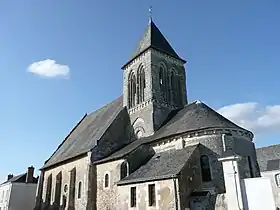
[88,95,122,116]
[256,143,280,150]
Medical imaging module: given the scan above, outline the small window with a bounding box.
[120,162,129,179]
[77,181,82,199]
[200,155,212,182]
[64,184,68,193]
[148,184,156,206]
[130,187,136,207]
[275,174,280,187]
[104,174,109,188]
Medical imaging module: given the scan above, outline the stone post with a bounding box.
[218,154,244,210]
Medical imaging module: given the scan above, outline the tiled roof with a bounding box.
[1,173,38,185]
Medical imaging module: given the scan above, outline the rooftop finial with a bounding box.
[149,6,153,23]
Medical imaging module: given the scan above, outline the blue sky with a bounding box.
[0,1,279,182]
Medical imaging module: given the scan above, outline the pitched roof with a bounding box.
[117,145,198,185]
[1,173,38,185]
[152,100,251,140]
[256,144,280,172]
[95,100,251,164]
[122,20,185,69]
[42,96,124,169]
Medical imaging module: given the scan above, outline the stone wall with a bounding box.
[151,130,260,209]
[118,179,177,210]
[177,146,201,209]
[122,48,187,136]
[96,159,124,210]
[41,154,90,210]
[92,108,132,162]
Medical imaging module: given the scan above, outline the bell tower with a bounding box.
[122,19,187,138]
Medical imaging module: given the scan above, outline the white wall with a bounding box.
[0,183,11,210]
[9,183,37,210]
[241,177,275,210]
[261,170,280,208]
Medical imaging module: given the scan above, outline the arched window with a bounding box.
[200,155,212,182]
[120,161,129,179]
[104,174,109,188]
[159,65,167,101]
[159,66,164,86]
[177,78,182,105]
[54,172,62,205]
[77,181,82,199]
[46,174,52,203]
[170,71,177,104]
[275,173,280,187]
[128,72,137,108]
[138,66,145,104]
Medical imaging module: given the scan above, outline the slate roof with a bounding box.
[1,173,38,185]
[95,100,251,164]
[151,100,251,140]
[42,96,124,169]
[117,145,198,185]
[122,20,185,69]
[256,144,280,172]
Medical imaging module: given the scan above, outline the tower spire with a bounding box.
[149,6,152,23]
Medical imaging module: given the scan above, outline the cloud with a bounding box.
[217,102,280,134]
[27,59,70,78]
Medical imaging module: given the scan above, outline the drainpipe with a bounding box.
[173,177,179,210]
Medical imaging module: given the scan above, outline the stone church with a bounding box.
[34,19,261,210]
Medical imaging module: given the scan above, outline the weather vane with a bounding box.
[149,6,153,22]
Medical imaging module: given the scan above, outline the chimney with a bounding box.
[7,174,13,181]
[26,166,35,183]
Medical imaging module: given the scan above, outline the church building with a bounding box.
[34,18,261,210]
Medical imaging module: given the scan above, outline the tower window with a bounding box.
[104,173,109,188]
[177,78,182,104]
[159,65,168,101]
[159,66,164,86]
[148,184,156,206]
[128,72,137,109]
[137,65,146,104]
[130,187,136,207]
[200,155,212,182]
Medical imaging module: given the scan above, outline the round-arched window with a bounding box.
[64,184,68,193]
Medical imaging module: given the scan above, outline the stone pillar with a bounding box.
[218,154,244,210]
[34,171,45,210]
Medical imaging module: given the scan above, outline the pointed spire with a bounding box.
[122,21,185,68]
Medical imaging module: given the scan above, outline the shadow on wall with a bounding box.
[34,201,66,210]
[183,144,227,210]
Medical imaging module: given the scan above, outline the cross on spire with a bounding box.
[149,6,153,22]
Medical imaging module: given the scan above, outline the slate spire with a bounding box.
[122,20,186,69]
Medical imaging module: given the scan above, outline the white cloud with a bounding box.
[27,59,70,78]
[217,102,280,134]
